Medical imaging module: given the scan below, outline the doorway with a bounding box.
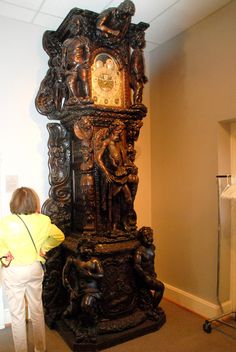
[218,121,236,311]
[229,122,236,310]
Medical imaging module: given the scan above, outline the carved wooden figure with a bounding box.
[35,1,165,350]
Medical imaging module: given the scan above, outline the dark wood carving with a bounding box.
[41,123,71,233]
[35,1,165,350]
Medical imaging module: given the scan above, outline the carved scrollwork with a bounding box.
[42,123,71,232]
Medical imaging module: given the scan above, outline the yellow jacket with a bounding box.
[0,213,65,265]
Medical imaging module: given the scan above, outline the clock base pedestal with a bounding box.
[43,234,166,352]
[49,309,166,351]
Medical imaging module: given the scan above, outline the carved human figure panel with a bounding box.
[94,119,138,232]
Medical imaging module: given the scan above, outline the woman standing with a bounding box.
[0,187,65,352]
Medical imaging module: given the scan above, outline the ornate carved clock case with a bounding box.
[35,1,165,350]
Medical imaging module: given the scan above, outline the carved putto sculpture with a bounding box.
[35,1,165,350]
[62,244,103,341]
[61,18,91,105]
[134,227,165,317]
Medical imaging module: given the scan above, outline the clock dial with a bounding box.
[91,53,124,107]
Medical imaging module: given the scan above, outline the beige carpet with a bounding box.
[0,299,235,352]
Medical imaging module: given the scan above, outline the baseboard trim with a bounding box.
[3,284,232,325]
[163,282,232,318]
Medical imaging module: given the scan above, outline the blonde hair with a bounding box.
[10,187,40,215]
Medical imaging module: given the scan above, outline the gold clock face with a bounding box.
[91,53,124,107]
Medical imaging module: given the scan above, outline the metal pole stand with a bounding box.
[203,175,236,333]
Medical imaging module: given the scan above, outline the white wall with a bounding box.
[0,16,50,217]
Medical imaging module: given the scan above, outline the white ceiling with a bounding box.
[0,0,232,51]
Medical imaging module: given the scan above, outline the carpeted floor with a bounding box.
[0,299,236,352]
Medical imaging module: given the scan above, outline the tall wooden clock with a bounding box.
[35,1,165,351]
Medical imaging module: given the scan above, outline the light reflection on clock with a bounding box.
[98,74,114,91]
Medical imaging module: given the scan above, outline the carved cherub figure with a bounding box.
[96,0,135,41]
[62,245,103,327]
[61,16,91,104]
[73,116,94,147]
[134,227,164,309]
[130,28,148,105]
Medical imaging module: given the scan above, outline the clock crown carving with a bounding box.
[35,0,149,119]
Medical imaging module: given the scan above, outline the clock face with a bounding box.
[91,53,124,107]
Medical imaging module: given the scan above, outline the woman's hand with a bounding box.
[0,251,14,267]
[6,251,14,261]
[39,248,46,258]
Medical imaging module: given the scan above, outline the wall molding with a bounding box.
[164,282,232,318]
